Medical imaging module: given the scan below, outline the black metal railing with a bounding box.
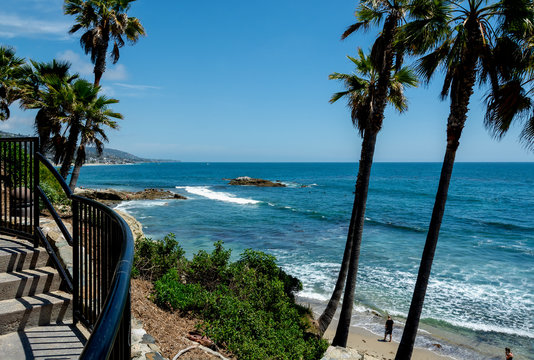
[0,137,133,360]
[0,137,38,244]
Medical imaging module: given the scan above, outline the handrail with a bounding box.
[37,187,73,246]
[76,196,133,359]
[19,145,132,359]
[35,152,73,197]
[1,139,133,359]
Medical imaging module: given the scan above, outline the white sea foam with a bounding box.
[115,200,170,212]
[297,291,329,302]
[446,320,534,339]
[176,186,260,205]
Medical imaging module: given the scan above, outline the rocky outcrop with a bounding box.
[131,318,167,360]
[320,346,371,360]
[75,188,187,203]
[40,217,74,277]
[226,177,286,187]
[116,210,145,241]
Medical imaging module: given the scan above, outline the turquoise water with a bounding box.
[78,162,534,359]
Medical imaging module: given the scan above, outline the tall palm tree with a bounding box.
[394,0,531,357]
[319,0,426,344]
[19,60,78,154]
[57,79,101,179]
[327,49,417,347]
[0,46,25,121]
[68,94,121,190]
[64,0,145,86]
[484,0,534,149]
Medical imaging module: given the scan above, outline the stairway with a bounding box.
[0,234,85,359]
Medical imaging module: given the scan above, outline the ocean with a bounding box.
[77,162,534,359]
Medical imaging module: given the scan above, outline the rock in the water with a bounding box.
[75,188,187,203]
[226,177,286,187]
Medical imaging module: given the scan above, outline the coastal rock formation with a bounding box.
[75,188,187,203]
[116,210,145,241]
[226,176,286,187]
[320,346,366,360]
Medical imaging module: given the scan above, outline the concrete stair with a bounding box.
[0,235,73,335]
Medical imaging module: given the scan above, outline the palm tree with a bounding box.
[57,79,105,180]
[0,46,25,121]
[394,0,531,357]
[64,0,145,86]
[19,60,78,154]
[318,0,421,344]
[484,0,534,149]
[327,49,417,347]
[68,94,121,190]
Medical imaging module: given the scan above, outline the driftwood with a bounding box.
[172,344,230,360]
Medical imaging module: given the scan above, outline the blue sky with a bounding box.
[1,0,533,162]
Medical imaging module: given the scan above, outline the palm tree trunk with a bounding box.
[69,145,85,191]
[395,134,460,359]
[317,180,359,335]
[93,33,108,87]
[59,123,80,179]
[319,15,398,338]
[332,129,378,347]
[396,27,479,354]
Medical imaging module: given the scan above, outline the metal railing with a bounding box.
[0,137,38,243]
[0,137,133,360]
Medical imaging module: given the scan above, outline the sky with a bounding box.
[1,0,533,162]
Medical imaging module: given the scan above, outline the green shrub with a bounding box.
[0,142,32,187]
[151,240,328,360]
[154,268,210,312]
[39,163,70,206]
[133,233,185,280]
[186,240,231,290]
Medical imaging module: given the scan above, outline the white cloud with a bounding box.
[57,50,128,81]
[0,114,34,133]
[113,83,161,90]
[57,50,94,76]
[0,12,70,39]
[104,64,128,81]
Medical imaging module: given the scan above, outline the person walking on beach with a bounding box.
[384,316,394,342]
[505,347,513,360]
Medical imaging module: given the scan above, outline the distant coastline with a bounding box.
[83,160,181,166]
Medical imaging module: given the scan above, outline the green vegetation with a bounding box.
[0,142,31,187]
[132,233,185,281]
[39,164,70,206]
[133,237,328,360]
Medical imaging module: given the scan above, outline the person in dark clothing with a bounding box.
[384,315,394,342]
[505,347,513,360]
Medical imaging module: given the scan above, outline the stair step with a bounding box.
[0,238,49,273]
[0,266,62,301]
[0,290,72,335]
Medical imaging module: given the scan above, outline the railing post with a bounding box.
[33,139,39,247]
[73,199,80,324]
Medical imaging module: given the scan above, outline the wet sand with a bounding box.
[323,319,453,360]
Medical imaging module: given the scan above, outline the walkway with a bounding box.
[0,234,86,359]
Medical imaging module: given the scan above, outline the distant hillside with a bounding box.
[84,147,177,164]
[0,130,27,138]
[0,131,177,164]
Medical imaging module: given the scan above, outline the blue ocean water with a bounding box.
[78,162,534,359]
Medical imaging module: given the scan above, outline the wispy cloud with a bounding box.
[0,114,34,132]
[57,50,128,81]
[0,12,70,40]
[113,83,161,90]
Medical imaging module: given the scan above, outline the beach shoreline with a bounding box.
[296,297,455,360]
[323,321,453,360]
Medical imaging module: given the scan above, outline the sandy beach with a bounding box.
[323,320,453,360]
